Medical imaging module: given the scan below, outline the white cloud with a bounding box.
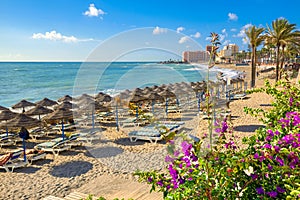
[219,34,225,42]
[230,28,237,32]
[222,29,226,34]
[242,37,249,45]
[179,36,189,44]
[176,26,185,33]
[228,13,238,21]
[191,32,201,38]
[84,4,105,18]
[235,23,253,38]
[223,40,231,46]
[205,37,211,41]
[153,26,168,35]
[32,30,80,43]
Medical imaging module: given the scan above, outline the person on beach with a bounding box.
[19,126,30,140]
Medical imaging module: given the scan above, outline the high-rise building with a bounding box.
[182,51,209,63]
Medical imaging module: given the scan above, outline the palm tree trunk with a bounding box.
[275,45,280,81]
[279,46,285,79]
[251,47,256,87]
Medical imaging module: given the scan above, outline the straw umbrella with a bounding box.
[55,101,76,110]
[129,93,146,119]
[82,102,110,129]
[25,105,53,120]
[44,108,73,140]
[2,114,40,161]
[0,105,9,111]
[74,93,94,102]
[0,110,17,136]
[159,89,176,117]
[146,92,164,114]
[12,99,36,113]
[36,98,58,107]
[57,95,72,102]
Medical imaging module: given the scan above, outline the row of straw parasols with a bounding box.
[0,92,113,131]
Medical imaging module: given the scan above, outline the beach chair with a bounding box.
[24,149,47,165]
[34,138,71,157]
[230,92,247,100]
[128,128,164,143]
[0,150,28,172]
[0,137,15,148]
[128,122,183,143]
[119,117,139,128]
[29,127,46,140]
[72,129,101,144]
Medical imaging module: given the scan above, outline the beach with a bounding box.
[0,63,276,200]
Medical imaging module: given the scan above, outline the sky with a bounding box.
[0,0,299,61]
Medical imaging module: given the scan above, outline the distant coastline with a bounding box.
[158,59,189,64]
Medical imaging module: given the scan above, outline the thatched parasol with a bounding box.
[2,114,40,128]
[25,105,53,120]
[11,99,36,113]
[0,105,9,111]
[147,92,165,102]
[159,89,176,99]
[0,110,18,136]
[36,98,58,107]
[74,93,94,102]
[45,108,73,121]
[97,94,112,103]
[55,101,77,110]
[44,108,73,139]
[0,110,17,121]
[129,94,146,103]
[58,95,72,102]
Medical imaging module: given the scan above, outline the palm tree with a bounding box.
[265,18,300,81]
[245,25,265,87]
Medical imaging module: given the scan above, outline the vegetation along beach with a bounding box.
[0,1,300,199]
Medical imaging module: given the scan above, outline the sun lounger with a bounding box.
[30,127,46,140]
[0,150,28,172]
[0,137,15,148]
[71,130,101,144]
[230,93,247,100]
[119,117,139,128]
[128,122,184,143]
[24,149,47,165]
[34,138,71,157]
[129,128,164,143]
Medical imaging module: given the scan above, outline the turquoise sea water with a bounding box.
[0,62,229,107]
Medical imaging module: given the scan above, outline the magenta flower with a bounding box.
[157,180,163,187]
[174,150,180,157]
[251,174,258,180]
[267,164,273,171]
[267,191,278,198]
[276,186,285,193]
[273,145,280,153]
[276,156,284,166]
[289,97,294,106]
[221,121,228,132]
[256,186,265,195]
[165,155,173,162]
[263,144,272,149]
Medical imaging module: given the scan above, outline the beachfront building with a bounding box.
[218,44,239,63]
[182,51,210,63]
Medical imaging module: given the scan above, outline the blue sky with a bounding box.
[0,0,299,61]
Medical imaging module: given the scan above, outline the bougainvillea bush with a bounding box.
[136,80,300,199]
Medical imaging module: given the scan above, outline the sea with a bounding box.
[0,62,241,107]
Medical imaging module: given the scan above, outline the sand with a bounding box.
[0,64,277,200]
